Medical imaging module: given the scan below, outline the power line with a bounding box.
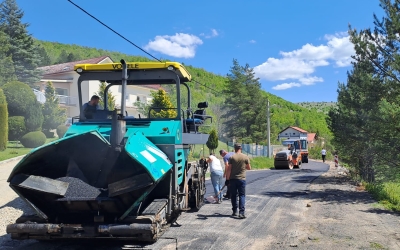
[67,0,161,62]
[67,0,222,95]
[192,79,222,95]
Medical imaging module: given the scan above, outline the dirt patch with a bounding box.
[299,160,400,250]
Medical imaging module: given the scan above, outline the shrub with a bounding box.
[0,88,8,151]
[2,81,36,116]
[20,131,46,148]
[56,125,68,138]
[8,116,26,141]
[25,102,43,132]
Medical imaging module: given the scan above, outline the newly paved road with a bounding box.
[1,161,329,250]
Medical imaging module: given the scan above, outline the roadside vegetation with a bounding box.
[251,157,274,170]
[365,182,400,212]
[327,1,400,211]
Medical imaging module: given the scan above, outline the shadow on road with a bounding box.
[359,208,400,216]
[196,213,233,220]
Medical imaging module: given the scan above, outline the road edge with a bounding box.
[0,155,26,165]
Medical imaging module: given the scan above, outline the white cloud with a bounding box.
[299,76,324,85]
[201,29,219,39]
[144,33,203,58]
[254,32,355,90]
[249,40,256,44]
[272,82,301,90]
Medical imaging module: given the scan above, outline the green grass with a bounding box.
[250,157,274,170]
[0,138,58,162]
[369,242,386,249]
[365,182,400,212]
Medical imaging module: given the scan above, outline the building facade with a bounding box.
[36,56,158,118]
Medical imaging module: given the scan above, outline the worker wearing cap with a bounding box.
[228,143,251,219]
[219,149,234,199]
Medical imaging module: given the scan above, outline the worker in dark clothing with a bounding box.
[288,144,295,154]
[219,149,234,199]
[228,143,251,219]
[81,95,101,119]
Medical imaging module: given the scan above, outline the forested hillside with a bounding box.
[298,101,337,114]
[35,40,331,143]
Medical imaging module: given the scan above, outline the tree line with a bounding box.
[328,0,400,183]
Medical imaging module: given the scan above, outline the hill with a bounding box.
[297,101,337,115]
[35,40,331,142]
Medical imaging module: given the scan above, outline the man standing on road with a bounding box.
[321,148,327,163]
[219,149,234,199]
[228,143,251,219]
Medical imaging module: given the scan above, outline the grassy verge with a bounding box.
[365,182,400,212]
[0,138,58,162]
[250,157,274,170]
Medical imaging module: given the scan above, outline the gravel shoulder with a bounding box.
[298,160,400,250]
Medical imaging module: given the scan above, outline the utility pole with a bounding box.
[267,99,271,157]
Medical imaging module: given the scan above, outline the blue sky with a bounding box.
[17,0,384,102]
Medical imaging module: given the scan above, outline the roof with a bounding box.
[38,56,111,76]
[307,133,316,142]
[74,61,192,81]
[278,126,308,134]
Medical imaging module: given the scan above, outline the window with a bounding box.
[136,96,140,102]
[55,88,68,96]
[293,133,295,135]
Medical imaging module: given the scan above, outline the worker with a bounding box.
[206,153,224,204]
[82,95,101,119]
[219,149,235,199]
[228,143,251,219]
[321,148,327,163]
[288,144,295,154]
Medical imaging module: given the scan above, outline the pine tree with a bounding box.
[55,50,68,64]
[36,45,51,67]
[149,89,177,118]
[206,129,219,154]
[222,59,267,143]
[0,30,15,85]
[328,0,400,182]
[42,82,66,137]
[0,0,41,86]
[96,81,115,110]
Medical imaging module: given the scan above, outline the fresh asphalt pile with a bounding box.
[56,177,102,200]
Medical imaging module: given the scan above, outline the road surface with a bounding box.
[0,160,329,249]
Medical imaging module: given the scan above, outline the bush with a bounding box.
[56,125,68,138]
[25,102,43,132]
[8,116,26,141]
[0,88,8,151]
[2,81,36,116]
[20,131,46,148]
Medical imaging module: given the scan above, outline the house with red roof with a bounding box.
[36,56,160,118]
[277,126,308,141]
[277,126,322,147]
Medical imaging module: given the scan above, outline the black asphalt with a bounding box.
[3,161,329,250]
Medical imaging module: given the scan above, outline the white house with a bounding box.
[36,56,159,118]
[277,126,308,141]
